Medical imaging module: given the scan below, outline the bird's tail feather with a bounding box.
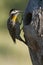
[18,36,26,44]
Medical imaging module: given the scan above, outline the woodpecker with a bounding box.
[7,9,25,43]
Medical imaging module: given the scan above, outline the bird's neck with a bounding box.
[12,13,19,22]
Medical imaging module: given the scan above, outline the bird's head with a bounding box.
[9,9,21,22]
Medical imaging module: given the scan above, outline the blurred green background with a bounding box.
[0,0,32,65]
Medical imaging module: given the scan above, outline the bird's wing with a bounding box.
[7,18,16,43]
